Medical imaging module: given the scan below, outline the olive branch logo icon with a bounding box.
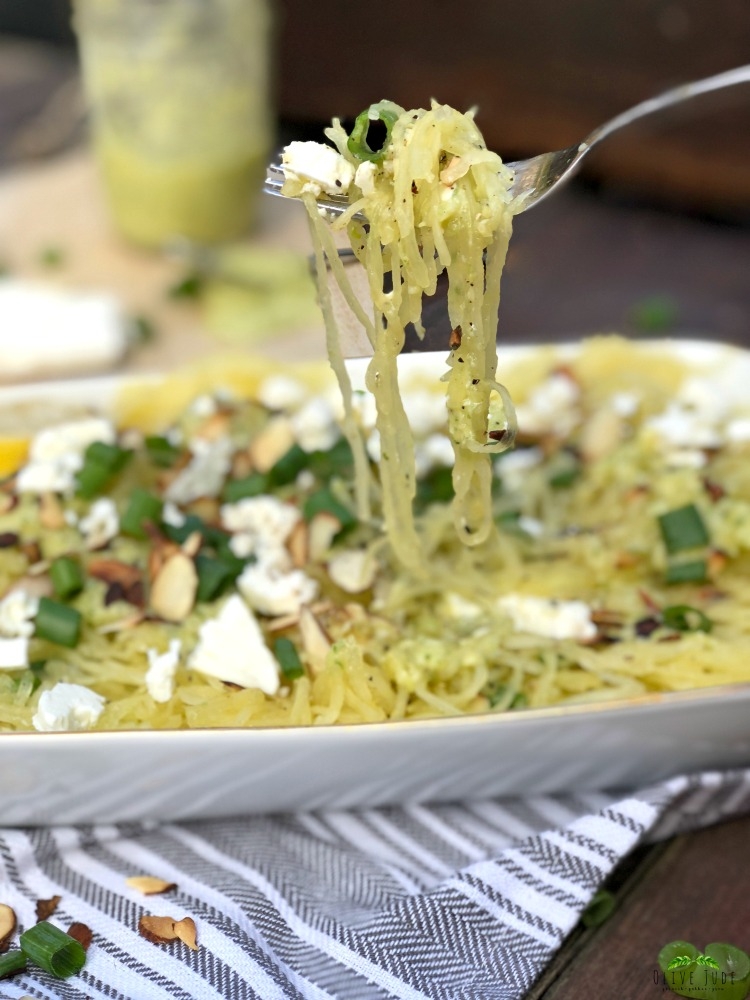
[667,953,721,971]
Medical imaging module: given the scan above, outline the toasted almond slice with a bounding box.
[0,494,18,516]
[194,411,231,442]
[126,876,176,896]
[7,574,54,599]
[67,921,93,951]
[35,895,61,922]
[138,914,178,944]
[150,552,198,623]
[0,903,16,951]
[231,449,254,480]
[308,511,342,562]
[249,416,295,473]
[327,549,377,593]
[299,606,332,676]
[173,916,198,951]
[286,520,309,569]
[89,558,142,590]
[580,408,623,462]
[188,497,220,525]
[265,611,301,633]
[181,531,203,559]
[39,492,67,530]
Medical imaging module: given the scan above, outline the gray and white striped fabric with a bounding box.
[1,768,749,1000]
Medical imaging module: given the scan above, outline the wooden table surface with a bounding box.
[1,34,749,998]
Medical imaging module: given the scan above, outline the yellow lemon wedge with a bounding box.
[0,436,29,477]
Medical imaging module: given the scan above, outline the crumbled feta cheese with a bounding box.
[495,446,544,493]
[257,375,308,412]
[237,563,318,617]
[145,638,181,703]
[351,390,378,431]
[164,436,234,505]
[16,417,116,494]
[0,636,30,670]
[517,516,545,538]
[188,594,280,693]
[290,397,339,453]
[221,495,300,550]
[403,389,448,437]
[189,394,218,419]
[498,594,596,641]
[414,433,454,475]
[79,497,119,549]
[644,403,722,450]
[354,160,377,197]
[282,141,356,198]
[0,590,39,638]
[32,682,106,732]
[162,501,187,528]
[726,418,750,443]
[442,592,483,620]
[610,392,640,418]
[515,374,580,437]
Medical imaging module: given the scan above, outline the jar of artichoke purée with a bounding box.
[74,0,272,247]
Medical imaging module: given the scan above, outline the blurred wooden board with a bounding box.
[0,150,330,381]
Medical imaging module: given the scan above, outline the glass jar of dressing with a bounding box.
[74,0,273,247]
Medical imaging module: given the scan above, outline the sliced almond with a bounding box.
[138,914,179,944]
[249,416,295,473]
[708,548,728,578]
[181,531,203,559]
[194,411,231,442]
[7,574,54,599]
[286,520,309,569]
[173,916,198,951]
[327,549,377,594]
[67,922,93,951]
[126,876,176,896]
[308,511,342,562]
[0,494,18,516]
[18,540,41,565]
[580,408,623,462]
[150,552,198,623]
[38,492,66,530]
[35,895,61,922]
[298,606,332,675]
[231,449,254,480]
[0,903,16,951]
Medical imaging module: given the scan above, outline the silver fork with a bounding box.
[265,64,750,215]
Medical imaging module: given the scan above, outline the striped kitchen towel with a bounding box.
[0,767,748,1000]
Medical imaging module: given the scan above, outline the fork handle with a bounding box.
[586,64,750,150]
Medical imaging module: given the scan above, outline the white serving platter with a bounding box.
[1,341,749,826]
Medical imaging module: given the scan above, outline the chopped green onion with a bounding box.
[20,921,86,979]
[168,272,204,299]
[50,556,85,600]
[307,437,353,479]
[145,435,182,468]
[120,488,163,539]
[75,441,132,498]
[347,102,401,163]
[274,637,305,680]
[665,559,707,585]
[549,462,581,489]
[130,314,157,344]
[662,604,712,633]
[195,553,243,603]
[658,504,709,554]
[268,444,309,487]
[222,471,270,503]
[416,466,454,509]
[39,245,65,269]
[163,514,228,551]
[581,889,616,928]
[303,488,356,530]
[629,294,679,335]
[0,950,26,979]
[34,597,82,648]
